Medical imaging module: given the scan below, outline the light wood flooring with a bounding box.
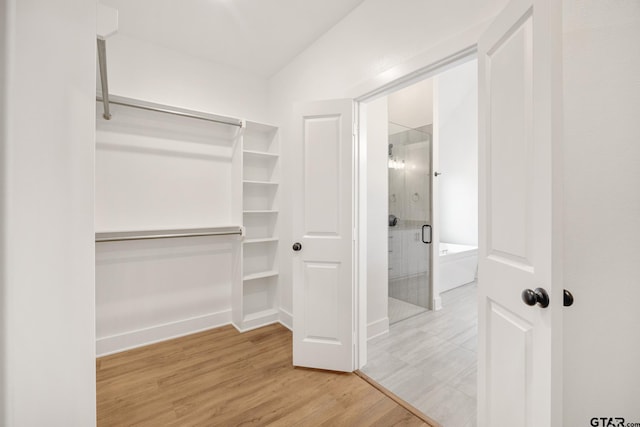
[361,282,478,427]
[97,323,433,426]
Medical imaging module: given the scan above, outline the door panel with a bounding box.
[478,0,561,425]
[304,116,342,234]
[293,99,354,372]
[487,302,533,425]
[304,262,340,341]
[487,14,532,264]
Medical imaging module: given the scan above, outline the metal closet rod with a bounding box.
[96,96,245,128]
[96,38,244,128]
[95,227,243,243]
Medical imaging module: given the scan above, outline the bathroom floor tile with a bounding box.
[364,282,478,427]
[388,297,427,324]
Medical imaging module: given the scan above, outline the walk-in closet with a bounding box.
[94,92,281,356]
[2,0,637,426]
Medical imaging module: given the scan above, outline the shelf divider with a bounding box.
[243,237,279,244]
[243,180,279,185]
[243,270,279,281]
[243,149,279,158]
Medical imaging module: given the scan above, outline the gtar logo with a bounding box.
[590,418,625,427]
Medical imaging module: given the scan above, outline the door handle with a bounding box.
[292,242,302,252]
[564,289,574,307]
[521,288,549,308]
[421,225,432,244]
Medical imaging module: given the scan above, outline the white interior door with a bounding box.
[477,0,562,426]
[293,99,355,372]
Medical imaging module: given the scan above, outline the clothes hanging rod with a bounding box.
[95,226,243,243]
[96,95,245,128]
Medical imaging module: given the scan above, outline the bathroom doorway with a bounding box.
[361,58,479,427]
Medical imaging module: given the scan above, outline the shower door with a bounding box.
[387,123,433,324]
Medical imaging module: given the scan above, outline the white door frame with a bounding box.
[349,27,485,368]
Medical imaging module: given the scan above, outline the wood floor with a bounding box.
[97,323,432,426]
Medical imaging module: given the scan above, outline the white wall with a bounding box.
[94,104,237,232]
[435,60,478,246]
[2,0,96,425]
[269,0,510,316]
[388,79,433,129]
[96,237,237,356]
[365,97,389,339]
[94,103,241,356]
[562,0,640,423]
[104,33,270,123]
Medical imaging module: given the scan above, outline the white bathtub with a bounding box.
[438,242,478,293]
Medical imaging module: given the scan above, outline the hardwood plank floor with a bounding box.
[97,323,432,426]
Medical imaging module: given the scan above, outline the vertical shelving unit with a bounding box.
[233,121,280,331]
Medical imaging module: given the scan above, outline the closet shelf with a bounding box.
[243,308,279,323]
[243,149,279,158]
[243,180,279,185]
[243,270,279,281]
[243,210,278,214]
[243,237,279,244]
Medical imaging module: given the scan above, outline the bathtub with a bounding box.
[438,242,478,293]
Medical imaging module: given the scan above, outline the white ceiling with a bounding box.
[100,0,366,78]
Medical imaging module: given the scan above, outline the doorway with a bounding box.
[361,59,479,427]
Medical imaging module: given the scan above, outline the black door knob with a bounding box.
[563,289,574,307]
[521,288,549,308]
[292,242,302,251]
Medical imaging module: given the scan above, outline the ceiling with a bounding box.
[100,0,366,78]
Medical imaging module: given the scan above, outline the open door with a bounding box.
[477,0,562,425]
[293,99,355,372]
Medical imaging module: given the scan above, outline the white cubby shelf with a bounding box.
[243,180,279,185]
[231,120,281,332]
[243,237,279,244]
[243,270,279,281]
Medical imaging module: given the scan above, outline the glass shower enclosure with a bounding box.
[387,122,433,324]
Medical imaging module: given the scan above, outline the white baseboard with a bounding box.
[279,308,293,330]
[96,309,232,357]
[231,308,280,333]
[433,296,443,311]
[367,317,389,340]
